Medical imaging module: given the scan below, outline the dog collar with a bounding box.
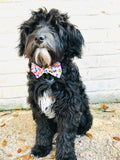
[31,62,62,78]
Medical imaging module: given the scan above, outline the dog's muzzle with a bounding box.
[24,34,52,67]
[33,34,52,67]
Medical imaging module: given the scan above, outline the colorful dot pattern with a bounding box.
[31,62,62,78]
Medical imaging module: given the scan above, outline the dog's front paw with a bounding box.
[31,144,52,158]
[56,154,77,160]
[56,157,77,160]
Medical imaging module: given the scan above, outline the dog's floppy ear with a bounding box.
[66,24,84,58]
[18,16,37,56]
[18,25,27,56]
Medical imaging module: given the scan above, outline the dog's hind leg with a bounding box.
[77,110,93,136]
[31,114,57,158]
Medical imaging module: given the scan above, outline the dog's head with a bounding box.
[18,8,84,67]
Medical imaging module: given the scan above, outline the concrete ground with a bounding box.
[0,103,120,160]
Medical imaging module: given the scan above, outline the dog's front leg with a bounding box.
[31,114,56,158]
[56,114,79,160]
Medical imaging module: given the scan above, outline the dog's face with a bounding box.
[23,23,61,67]
[18,8,84,67]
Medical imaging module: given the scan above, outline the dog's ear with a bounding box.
[66,24,84,58]
[18,25,27,56]
[18,16,37,56]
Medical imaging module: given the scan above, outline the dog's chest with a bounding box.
[38,90,55,119]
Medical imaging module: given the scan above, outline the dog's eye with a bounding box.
[49,26,54,29]
[49,27,56,36]
[51,31,56,37]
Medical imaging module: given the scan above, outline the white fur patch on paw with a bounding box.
[38,90,55,119]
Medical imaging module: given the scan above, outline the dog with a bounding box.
[18,8,93,160]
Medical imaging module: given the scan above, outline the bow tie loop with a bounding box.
[31,62,62,78]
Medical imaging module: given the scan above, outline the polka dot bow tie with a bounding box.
[31,62,62,78]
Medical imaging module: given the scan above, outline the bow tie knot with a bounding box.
[31,62,62,78]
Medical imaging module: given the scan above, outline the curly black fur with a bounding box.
[18,8,93,160]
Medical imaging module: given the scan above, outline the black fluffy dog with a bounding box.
[18,8,93,160]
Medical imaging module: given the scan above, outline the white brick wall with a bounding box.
[0,0,120,109]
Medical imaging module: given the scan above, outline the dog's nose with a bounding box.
[35,36,45,44]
